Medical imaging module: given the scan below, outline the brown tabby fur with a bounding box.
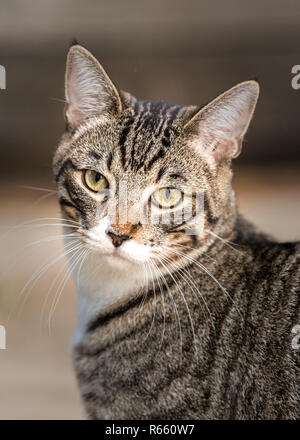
[53,45,300,419]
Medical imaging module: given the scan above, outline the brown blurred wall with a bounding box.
[0,0,300,183]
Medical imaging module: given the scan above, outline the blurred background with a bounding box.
[0,0,299,419]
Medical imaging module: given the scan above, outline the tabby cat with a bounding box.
[53,45,300,419]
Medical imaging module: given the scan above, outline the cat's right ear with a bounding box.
[183,80,259,164]
[65,45,122,130]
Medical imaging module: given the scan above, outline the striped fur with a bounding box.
[74,226,300,419]
[53,46,300,420]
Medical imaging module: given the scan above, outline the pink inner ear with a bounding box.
[212,138,242,162]
[66,103,85,128]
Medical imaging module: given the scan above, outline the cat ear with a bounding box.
[65,45,122,129]
[183,80,259,163]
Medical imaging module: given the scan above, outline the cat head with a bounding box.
[54,45,259,273]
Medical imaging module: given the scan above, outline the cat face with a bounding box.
[53,45,259,276]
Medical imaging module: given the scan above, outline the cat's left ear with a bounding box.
[65,45,122,129]
[183,80,259,163]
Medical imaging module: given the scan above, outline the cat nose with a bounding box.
[106,227,130,248]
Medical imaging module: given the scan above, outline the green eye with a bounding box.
[152,187,182,209]
[82,170,109,193]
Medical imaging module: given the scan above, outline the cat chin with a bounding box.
[102,251,141,269]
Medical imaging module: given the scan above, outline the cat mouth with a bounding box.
[84,239,138,263]
[105,247,148,266]
[86,240,130,261]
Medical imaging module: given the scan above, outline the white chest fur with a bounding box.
[70,250,148,347]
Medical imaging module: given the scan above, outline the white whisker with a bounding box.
[18,185,57,193]
[162,245,242,317]
[76,248,90,286]
[6,240,81,324]
[150,258,167,350]
[158,252,215,332]
[142,261,157,342]
[48,247,85,333]
[156,254,198,364]
[207,230,244,255]
[154,255,183,365]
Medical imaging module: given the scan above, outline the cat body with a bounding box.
[54,45,300,419]
[73,225,299,419]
